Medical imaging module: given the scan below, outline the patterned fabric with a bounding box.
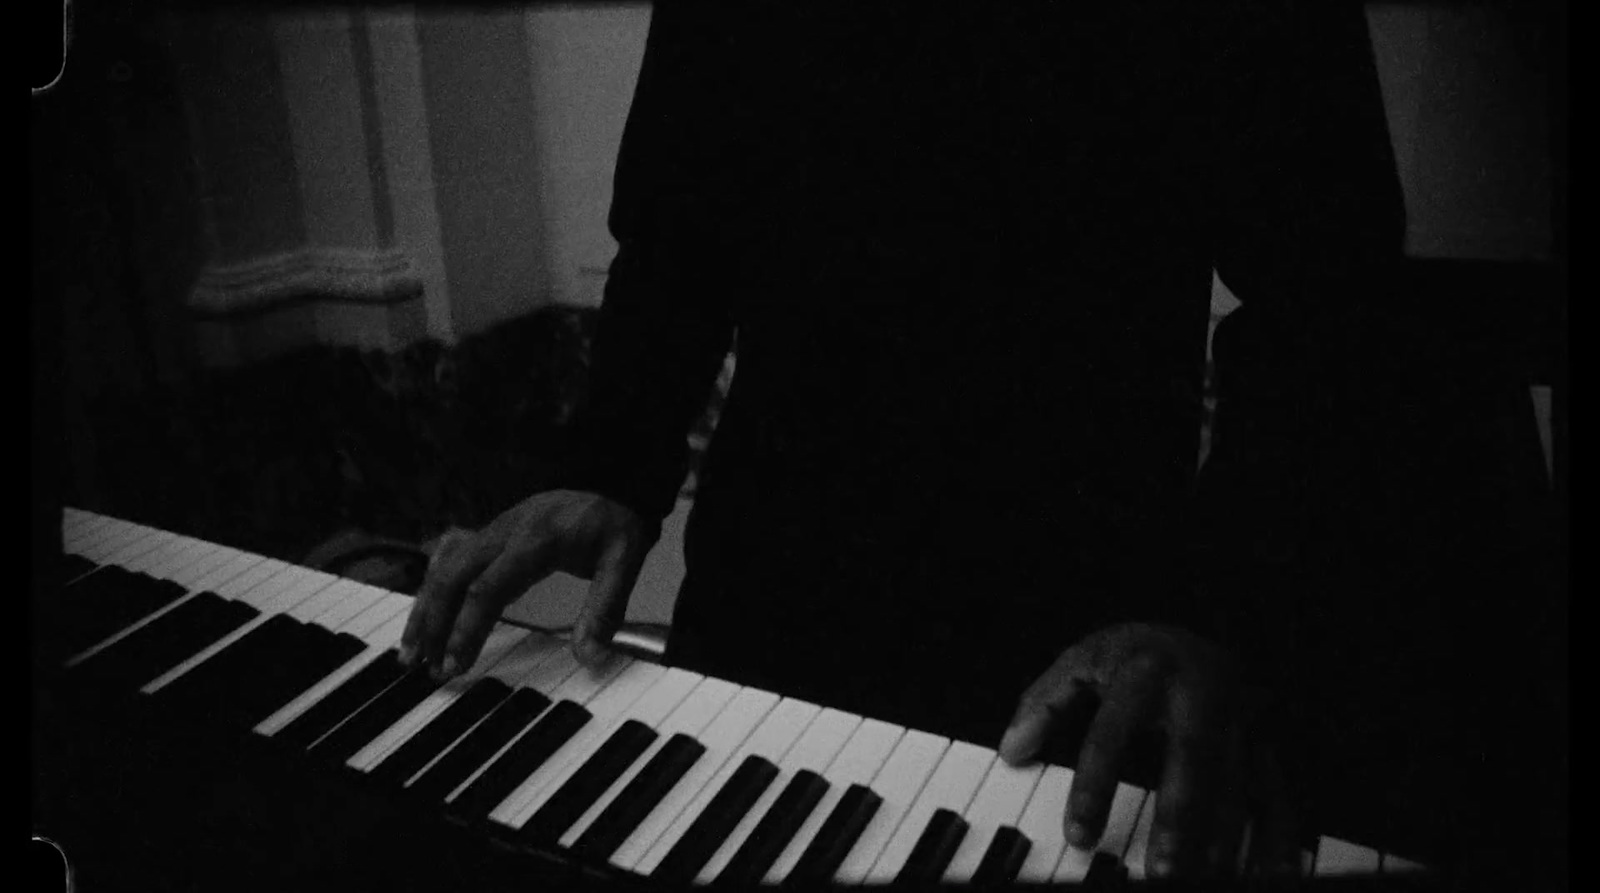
[78,304,607,565]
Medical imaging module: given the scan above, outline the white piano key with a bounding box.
[1053,782,1147,883]
[627,693,810,873]
[1123,791,1158,880]
[1053,839,1097,882]
[465,655,647,811]
[131,534,222,574]
[189,551,271,596]
[140,572,348,694]
[697,708,863,884]
[556,680,762,857]
[1015,766,1077,883]
[297,580,383,627]
[66,519,123,558]
[477,632,569,685]
[942,759,1046,883]
[254,607,415,736]
[765,718,904,884]
[1381,852,1428,874]
[1102,784,1150,858]
[232,564,321,611]
[103,525,178,565]
[254,571,345,618]
[833,729,950,884]
[61,509,111,549]
[111,537,208,595]
[330,592,411,639]
[492,664,697,823]
[865,740,995,882]
[515,645,586,698]
[77,521,156,562]
[213,559,292,601]
[161,543,241,590]
[1314,836,1381,876]
[347,624,534,770]
[95,525,179,567]
[100,532,188,580]
[122,536,211,576]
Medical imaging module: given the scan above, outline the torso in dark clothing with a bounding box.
[578,3,1562,869]
[664,6,1216,732]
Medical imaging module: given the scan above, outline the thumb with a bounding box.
[573,537,643,667]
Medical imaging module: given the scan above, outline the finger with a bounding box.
[403,531,491,669]
[1065,650,1168,848]
[400,532,470,665]
[1000,646,1094,766]
[1147,683,1233,877]
[440,536,559,679]
[572,537,643,667]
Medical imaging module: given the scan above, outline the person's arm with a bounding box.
[563,2,746,526]
[1191,0,1408,677]
[400,5,752,677]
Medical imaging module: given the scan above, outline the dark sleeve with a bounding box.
[561,4,742,525]
[1188,0,1409,674]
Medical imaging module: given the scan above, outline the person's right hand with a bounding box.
[399,490,658,681]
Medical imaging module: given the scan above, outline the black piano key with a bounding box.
[569,733,707,862]
[970,825,1031,889]
[369,678,514,787]
[520,719,660,843]
[305,667,443,765]
[151,614,304,711]
[448,700,591,819]
[141,576,191,604]
[894,807,969,886]
[405,687,552,801]
[717,770,831,887]
[72,594,258,689]
[232,629,369,727]
[651,755,780,885]
[46,570,128,638]
[60,554,97,583]
[270,652,410,751]
[50,571,188,656]
[782,783,883,887]
[1083,850,1129,890]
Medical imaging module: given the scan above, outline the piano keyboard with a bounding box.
[42,510,1434,887]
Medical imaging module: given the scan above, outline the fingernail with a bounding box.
[398,643,416,666]
[1064,821,1092,847]
[1150,855,1175,878]
[441,654,461,678]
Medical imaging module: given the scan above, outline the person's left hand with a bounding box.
[999,623,1300,879]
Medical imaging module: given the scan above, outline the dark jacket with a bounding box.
[566,0,1560,868]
